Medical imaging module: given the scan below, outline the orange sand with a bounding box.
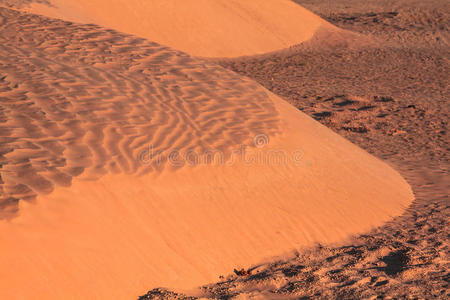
[25,0,327,57]
[0,92,413,299]
[0,3,413,300]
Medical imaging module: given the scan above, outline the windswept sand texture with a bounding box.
[0,8,279,216]
[0,4,416,300]
[142,0,448,299]
[12,0,328,57]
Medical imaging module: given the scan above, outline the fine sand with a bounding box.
[9,0,328,57]
[140,0,449,298]
[0,3,416,300]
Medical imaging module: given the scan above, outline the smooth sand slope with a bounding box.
[19,0,327,57]
[196,1,448,298]
[0,6,413,300]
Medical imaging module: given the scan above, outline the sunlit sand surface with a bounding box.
[25,0,327,57]
[0,4,413,299]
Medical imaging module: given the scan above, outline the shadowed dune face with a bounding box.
[0,6,414,300]
[14,0,327,57]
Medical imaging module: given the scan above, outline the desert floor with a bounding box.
[141,1,449,299]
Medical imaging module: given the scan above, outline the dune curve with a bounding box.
[0,6,413,300]
[22,0,328,57]
[0,92,413,299]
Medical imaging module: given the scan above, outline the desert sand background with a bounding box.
[0,0,447,299]
[166,0,448,299]
[7,0,327,57]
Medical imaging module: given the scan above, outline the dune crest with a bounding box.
[21,0,328,57]
[0,7,413,300]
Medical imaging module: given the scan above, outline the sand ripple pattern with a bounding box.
[0,8,279,217]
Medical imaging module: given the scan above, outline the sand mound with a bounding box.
[15,0,329,57]
[0,7,413,300]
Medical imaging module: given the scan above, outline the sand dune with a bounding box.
[14,0,329,57]
[0,5,414,300]
[203,1,448,298]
